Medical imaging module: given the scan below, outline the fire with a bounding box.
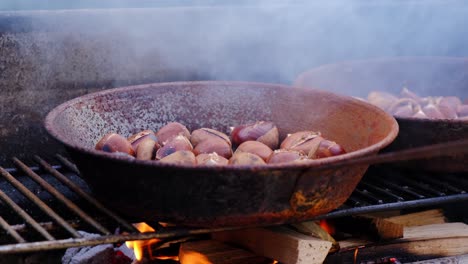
[125,222,160,261]
[319,219,335,235]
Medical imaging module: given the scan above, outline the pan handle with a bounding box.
[289,138,468,213]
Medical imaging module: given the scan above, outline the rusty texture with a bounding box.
[44,81,398,226]
[295,57,468,172]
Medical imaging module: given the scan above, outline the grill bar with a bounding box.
[0,157,466,254]
[35,155,137,233]
[0,188,55,241]
[315,193,468,220]
[0,166,82,238]
[55,154,80,175]
[0,225,253,254]
[13,157,111,236]
[0,216,25,243]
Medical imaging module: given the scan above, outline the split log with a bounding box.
[329,215,404,241]
[290,221,340,252]
[212,226,331,264]
[179,240,271,264]
[327,222,468,263]
[385,209,446,226]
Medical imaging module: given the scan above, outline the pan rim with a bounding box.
[44,80,399,171]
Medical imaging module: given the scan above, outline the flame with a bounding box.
[179,251,212,264]
[125,222,160,261]
[319,219,335,235]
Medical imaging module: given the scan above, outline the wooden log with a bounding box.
[327,222,468,263]
[330,215,404,241]
[179,240,271,264]
[212,226,332,264]
[385,209,446,227]
[290,221,340,253]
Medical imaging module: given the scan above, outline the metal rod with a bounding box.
[0,225,261,254]
[35,156,137,233]
[0,187,55,241]
[55,154,80,175]
[314,193,468,220]
[0,216,26,243]
[0,165,82,238]
[14,158,111,235]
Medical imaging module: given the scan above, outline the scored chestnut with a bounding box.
[234,141,273,162]
[155,135,193,160]
[229,152,266,166]
[190,128,231,147]
[280,131,322,155]
[159,150,196,165]
[267,149,307,164]
[196,153,229,166]
[156,122,190,146]
[367,91,398,111]
[230,121,279,149]
[309,139,346,159]
[457,104,468,118]
[193,137,232,159]
[127,130,159,151]
[95,133,135,156]
[135,138,158,160]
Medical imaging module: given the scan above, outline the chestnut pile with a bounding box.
[95,121,346,166]
[367,88,468,120]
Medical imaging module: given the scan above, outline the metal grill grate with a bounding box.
[0,156,466,254]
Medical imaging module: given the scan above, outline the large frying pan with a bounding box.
[295,57,468,172]
[45,81,398,227]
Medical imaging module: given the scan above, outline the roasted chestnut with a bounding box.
[267,149,307,164]
[156,122,190,146]
[190,128,231,147]
[458,104,468,118]
[193,137,232,159]
[135,138,158,160]
[159,150,196,165]
[229,152,266,166]
[367,91,398,111]
[234,141,273,161]
[387,98,418,118]
[95,133,135,156]
[400,87,421,102]
[127,130,159,151]
[422,103,445,119]
[309,139,346,159]
[196,153,229,166]
[156,135,193,160]
[280,131,322,155]
[230,121,279,149]
[369,88,467,120]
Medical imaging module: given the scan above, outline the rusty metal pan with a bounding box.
[44,81,398,227]
[295,57,468,172]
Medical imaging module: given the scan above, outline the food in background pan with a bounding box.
[367,87,468,120]
[95,121,346,165]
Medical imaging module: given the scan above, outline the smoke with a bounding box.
[6,1,468,87]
